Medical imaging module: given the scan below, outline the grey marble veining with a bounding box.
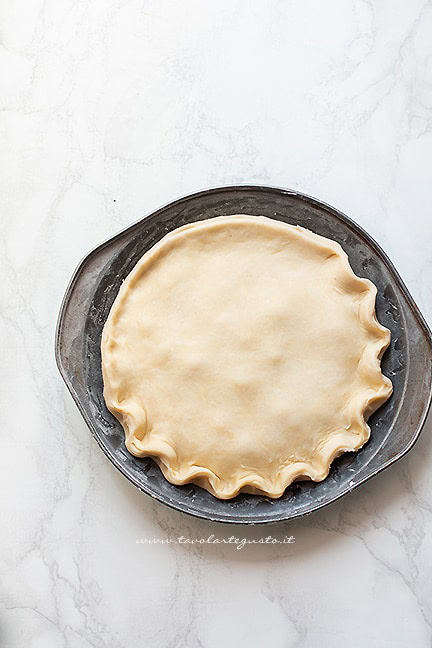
[1,1,432,646]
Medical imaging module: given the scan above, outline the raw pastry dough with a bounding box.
[101,215,392,499]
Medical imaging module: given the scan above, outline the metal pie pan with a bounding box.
[55,186,432,524]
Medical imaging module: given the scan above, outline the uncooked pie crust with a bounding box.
[101,215,392,499]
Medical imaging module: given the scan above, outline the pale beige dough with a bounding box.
[101,215,392,499]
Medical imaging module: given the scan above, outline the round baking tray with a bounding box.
[55,186,432,524]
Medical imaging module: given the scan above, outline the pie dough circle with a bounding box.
[101,215,392,499]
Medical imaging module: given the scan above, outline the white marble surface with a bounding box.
[1,1,432,646]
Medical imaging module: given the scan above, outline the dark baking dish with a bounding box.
[55,186,432,524]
